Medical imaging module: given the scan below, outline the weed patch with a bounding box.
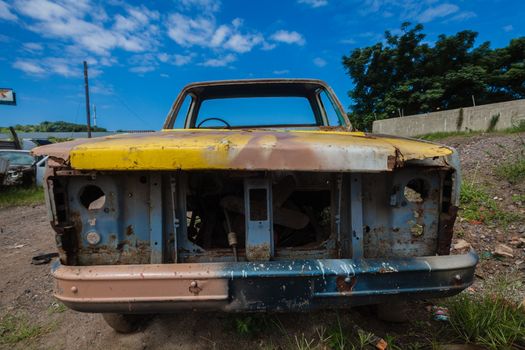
[446,292,525,349]
[495,157,525,184]
[0,314,52,344]
[0,186,44,208]
[460,182,520,226]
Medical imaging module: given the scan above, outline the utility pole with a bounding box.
[93,104,97,127]
[83,61,92,138]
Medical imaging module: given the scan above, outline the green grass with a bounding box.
[446,291,525,349]
[495,157,525,184]
[418,131,477,141]
[47,302,67,315]
[0,314,52,345]
[417,121,525,141]
[459,181,520,226]
[512,193,525,204]
[0,186,44,208]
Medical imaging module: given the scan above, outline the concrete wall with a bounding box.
[372,99,525,137]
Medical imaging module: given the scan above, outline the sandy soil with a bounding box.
[0,132,524,350]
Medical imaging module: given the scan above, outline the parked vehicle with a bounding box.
[33,79,477,333]
[0,149,36,186]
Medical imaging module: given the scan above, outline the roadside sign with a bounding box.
[0,88,16,106]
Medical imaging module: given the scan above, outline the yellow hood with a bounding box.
[33,129,453,172]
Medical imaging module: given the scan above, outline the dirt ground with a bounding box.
[0,132,524,350]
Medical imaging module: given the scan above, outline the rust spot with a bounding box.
[189,281,202,295]
[125,225,134,236]
[336,276,357,292]
[246,243,271,261]
[437,205,459,255]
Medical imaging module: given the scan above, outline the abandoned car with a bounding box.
[33,79,477,332]
[0,149,36,186]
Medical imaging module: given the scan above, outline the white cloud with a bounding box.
[224,33,263,53]
[129,53,158,74]
[273,69,290,75]
[173,54,193,66]
[167,13,216,47]
[297,0,327,8]
[313,57,327,67]
[359,1,474,24]
[12,1,159,56]
[0,0,17,20]
[340,38,356,45]
[201,54,236,67]
[166,13,265,54]
[157,53,170,62]
[90,84,114,95]
[130,65,155,74]
[13,57,82,77]
[210,24,231,47]
[179,0,221,13]
[416,3,459,23]
[160,73,170,78]
[157,52,194,66]
[271,30,305,45]
[13,59,46,75]
[503,24,513,32]
[22,42,43,51]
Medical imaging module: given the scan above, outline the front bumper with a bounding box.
[52,251,478,313]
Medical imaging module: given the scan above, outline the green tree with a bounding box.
[0,121,107,133]
[343,23,525,130]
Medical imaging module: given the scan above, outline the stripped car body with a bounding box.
[33,79,477,317]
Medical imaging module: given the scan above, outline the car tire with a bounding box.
[102,313,145,333]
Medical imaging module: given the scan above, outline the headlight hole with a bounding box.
[404,178,429,203]
[80,185,106,210]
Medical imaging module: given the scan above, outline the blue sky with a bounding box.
[0,0,523,131]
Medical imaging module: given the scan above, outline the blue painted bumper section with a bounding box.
[53,251,478,313]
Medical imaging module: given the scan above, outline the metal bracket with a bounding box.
[149,173,163,263]
[244,178,273,261]
[350,173,364,258]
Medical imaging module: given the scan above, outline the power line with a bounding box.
[113,94,154,129]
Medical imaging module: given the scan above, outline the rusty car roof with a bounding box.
[163,78,350,129]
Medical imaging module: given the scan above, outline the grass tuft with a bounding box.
[447,292,525,349]
[0,186,44,209]
[0,314,51,344]
[495,157,525,184]
[460,181,520,226]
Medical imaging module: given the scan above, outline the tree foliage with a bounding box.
[343,22,525,130]
[0,121,107,133]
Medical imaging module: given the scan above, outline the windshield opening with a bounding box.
[194,96,318,128]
